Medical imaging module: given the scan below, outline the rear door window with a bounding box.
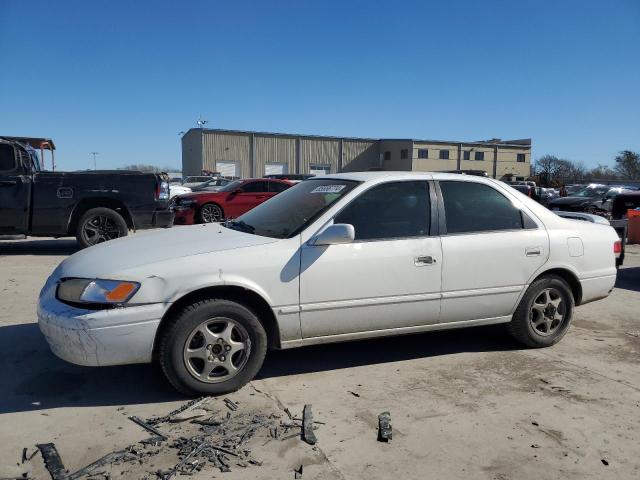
[440,181,525,234]
[0,144,15,171]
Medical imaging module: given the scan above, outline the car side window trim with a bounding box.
[315,179,434,244]
[434,180,539,236]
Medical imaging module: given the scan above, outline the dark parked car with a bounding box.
[0,137,173,248]
[547,185,611,213]
[172,178,293,224]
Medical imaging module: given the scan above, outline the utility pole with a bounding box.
[90,152,99,170]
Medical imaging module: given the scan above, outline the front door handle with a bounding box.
[526,247,542,256]
[415,255,436,266]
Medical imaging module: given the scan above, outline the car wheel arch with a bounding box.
[529,268,583,306]
[68,197,134,234]
[152,285,281,362]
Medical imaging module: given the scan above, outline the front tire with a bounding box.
[509,275,574,348]
[198,203,224,223]
[158,298,267,396]
[76,207,128,248]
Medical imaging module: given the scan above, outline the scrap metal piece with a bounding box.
[302,405,317,445]
[36,443,67,480]
[223,398,238,411]
[66,450,129,480]
[128,416,168,440]
[294,464,304,479]
[377,411,392,442]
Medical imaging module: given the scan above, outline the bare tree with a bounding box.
[586,164,618,181]
[614,150,640,180]
[121,164,179,173]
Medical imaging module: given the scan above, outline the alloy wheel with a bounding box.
[201,204,223,223]
[183,317,251,383]
[82,215,121,245]
[530,288,565,336]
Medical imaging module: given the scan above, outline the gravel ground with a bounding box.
[1,237,639,479]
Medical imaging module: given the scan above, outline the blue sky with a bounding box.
[1,0,638,171]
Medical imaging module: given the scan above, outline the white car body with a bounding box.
[38,172,618,367]
[169,184,192,199]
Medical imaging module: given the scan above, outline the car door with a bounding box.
[0,142,31,234]
[223,180,269,218]
[436,180,549,323]
[299,180,442,338]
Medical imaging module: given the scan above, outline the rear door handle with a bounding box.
[526,247,542,256]
[0,180,18,186]
[415,255,436,266]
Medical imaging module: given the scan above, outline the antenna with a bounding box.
[196,115,208,128]
[90,151,99,170]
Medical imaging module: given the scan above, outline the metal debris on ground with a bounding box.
[36,443,67,480]
[348,391,360,398]
[22,397,323,479]
[302,405,317,445]
[129,416,168,440]
[223,398,239,411]
[378,411,392,442]
[145,397,209,426]
[294,464,304,479]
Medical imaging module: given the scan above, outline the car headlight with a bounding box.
[57,278,140,305]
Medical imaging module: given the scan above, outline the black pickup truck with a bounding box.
[0,137,173,248]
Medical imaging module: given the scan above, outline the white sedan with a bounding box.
[169,184,192,199]
[38,172,619,395]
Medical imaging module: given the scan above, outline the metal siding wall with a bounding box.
[254,136,296,176]
[202,132,250,178]
[342,140,378,171]
[181,130,203,176]
[301,138,340,174]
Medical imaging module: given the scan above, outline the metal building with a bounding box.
[181,128,531,180]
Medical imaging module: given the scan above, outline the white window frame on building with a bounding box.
[309,164,331,175]
[216,160,239,178]
[264,162,288,176]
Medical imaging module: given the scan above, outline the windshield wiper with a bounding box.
[226,220,255,234]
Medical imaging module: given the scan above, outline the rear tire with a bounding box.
[76,207,128,248]
[509,275,574,348]
[158,298,267,396]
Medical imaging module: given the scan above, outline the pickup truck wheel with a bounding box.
[198,203,224,223]
[158,299,267,396]
[509,275,574,348]
[76,207,128,248]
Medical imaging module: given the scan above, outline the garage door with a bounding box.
[265,163,287,176]
[216,161,238,178]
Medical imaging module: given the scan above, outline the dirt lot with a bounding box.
[1,237,639,480]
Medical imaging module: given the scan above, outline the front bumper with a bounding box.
[172,206,197,225]
[38,283,166,366]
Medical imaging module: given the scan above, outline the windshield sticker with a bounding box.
[310,185,346,194]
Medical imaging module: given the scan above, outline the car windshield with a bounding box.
[225,179,360,238]
[574,187,609,197]
[217,180,244,192]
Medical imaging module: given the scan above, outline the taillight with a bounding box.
[156,181,169,201]
[613,240,622,254]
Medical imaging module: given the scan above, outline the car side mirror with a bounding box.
[311,224,355,246]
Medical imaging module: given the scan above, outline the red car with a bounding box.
[172,178,293,225]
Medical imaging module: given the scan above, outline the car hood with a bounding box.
[56,224,278,278]
[549,196,594,206]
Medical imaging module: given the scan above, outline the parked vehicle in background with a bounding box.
[548,185,610,213]
[190,177,231,192]
[172,178,292,225]
[39,172,620,395]
[0,137,173,248]
[182,176,215,188]
[264,174,315,183]
[538,187,559,206]
[169,184,192,199]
